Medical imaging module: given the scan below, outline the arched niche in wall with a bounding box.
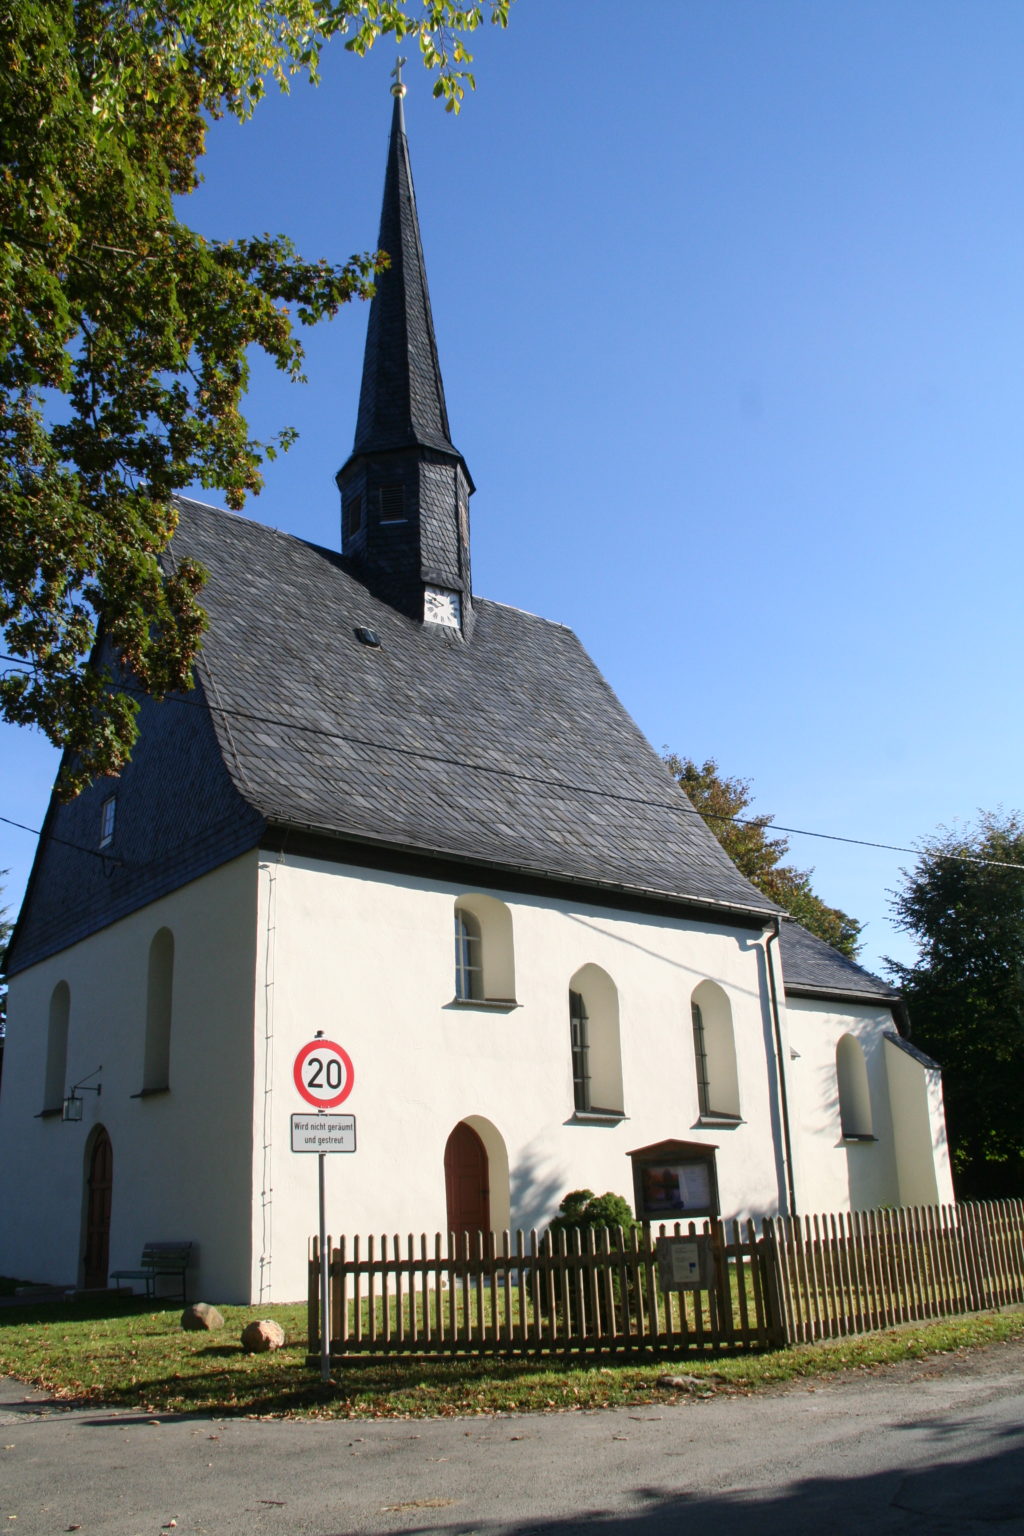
[43,981,71,1112]
[568,963,624,1119]
[142,928,174,1093]
[453,894,516,1004]
[836,1032,874,1139]
[690,979,740,1123]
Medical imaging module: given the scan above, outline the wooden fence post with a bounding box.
[760,1217,790,1347]
[307,1234,318,1353]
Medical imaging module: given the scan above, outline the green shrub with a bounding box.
[548,1189,639,1245]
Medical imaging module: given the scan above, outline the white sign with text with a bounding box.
[290,1113,357,1154]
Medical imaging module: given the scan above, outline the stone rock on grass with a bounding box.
[181,1303,225,1332]
[241,1319,286,1354]
[657,1371,727,1392]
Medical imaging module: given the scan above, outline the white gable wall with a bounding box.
[254,854,793,1302]
[0,854,260,1300]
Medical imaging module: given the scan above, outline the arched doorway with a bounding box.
[444,1122,490,1241]
[82,1127,113,1289]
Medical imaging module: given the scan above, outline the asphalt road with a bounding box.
[2,1340,1023,1536]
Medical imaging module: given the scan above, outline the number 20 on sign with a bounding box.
[293,1038,355,1109]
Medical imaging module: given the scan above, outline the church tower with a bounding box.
[336,69,475,634]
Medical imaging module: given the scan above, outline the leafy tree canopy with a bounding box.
[0,0,510,795]
[665,754,863,957]
[886,811,1024,1198]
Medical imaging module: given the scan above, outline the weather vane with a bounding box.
[391,55,408,98]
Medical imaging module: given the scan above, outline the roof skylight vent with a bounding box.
[355,627,382,648]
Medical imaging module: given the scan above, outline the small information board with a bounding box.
[656,1235,714,1290]
[291,1113,357,1154]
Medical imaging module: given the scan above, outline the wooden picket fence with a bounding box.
[764,1200,1024,1344]
[308,1220,780,1359]
[308,1200,1024,1361]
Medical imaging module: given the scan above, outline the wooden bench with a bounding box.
[111,1242,193,1303]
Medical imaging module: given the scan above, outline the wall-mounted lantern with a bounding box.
[63,1066,102,1122]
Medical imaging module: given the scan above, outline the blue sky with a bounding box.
[3,0,1022,975]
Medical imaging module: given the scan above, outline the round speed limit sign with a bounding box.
[293,1039,355,1109]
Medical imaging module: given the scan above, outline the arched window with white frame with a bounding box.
[690,980,741,1123]
[836,1033,874,1139]
[568,964,624,1118]
[142,928,174,1093]
[453,895,516,1005]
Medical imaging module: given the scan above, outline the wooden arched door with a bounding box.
[82,1127,113,1289]
[444,1122,490,1241]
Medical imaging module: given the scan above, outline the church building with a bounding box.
[0,84,953,1303]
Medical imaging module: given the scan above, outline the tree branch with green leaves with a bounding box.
[0,0,511,795]
[665,754,863,957]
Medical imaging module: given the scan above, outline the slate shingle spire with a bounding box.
[337,69,474,632]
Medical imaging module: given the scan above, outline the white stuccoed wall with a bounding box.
[254,854,794,1302]
[0,848,954,1306]
[0,854,259,1300]
[884,1035,956,1207]
[784,995,952,1213]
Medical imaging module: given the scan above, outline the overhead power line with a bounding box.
[0,814,122,866]
[1,655,1021,873]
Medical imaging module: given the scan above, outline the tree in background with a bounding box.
[887,811,1024,1199]
[0,1,511,795]
[664,754,862,957]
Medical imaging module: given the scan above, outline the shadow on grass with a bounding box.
[0,1297,173,1327]
[41,1351,693,1422]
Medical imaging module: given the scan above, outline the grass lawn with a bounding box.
[0,1294,1022,1420]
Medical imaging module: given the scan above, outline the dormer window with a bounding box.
[99,796,116,848]
[378,485,406,524]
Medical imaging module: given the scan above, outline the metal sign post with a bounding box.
[318,1146,329,1383]
[292,1033,356,1384]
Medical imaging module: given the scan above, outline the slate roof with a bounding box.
[348,93,464,466]
[884,1031,939,1069]
[6,652,262,975]
[9,493,909,1005]
[778,919,900,1002]
[156,495,780,915]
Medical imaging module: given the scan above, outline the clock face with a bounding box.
[424,586,462,629]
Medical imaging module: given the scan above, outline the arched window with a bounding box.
[569,989,590,1110]
[568,964,623,1117]
[690,981,740,1122]
[43,981,70,1112]
[453,896,516,1004]
[143,928,174,1092]
[836,1033,873,1139]
[454,909,483,1001]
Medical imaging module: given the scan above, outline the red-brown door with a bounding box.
[444,1122,490,1240]
[82,1128,112,1289]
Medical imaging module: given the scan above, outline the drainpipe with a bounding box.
[765,917,797,1216]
